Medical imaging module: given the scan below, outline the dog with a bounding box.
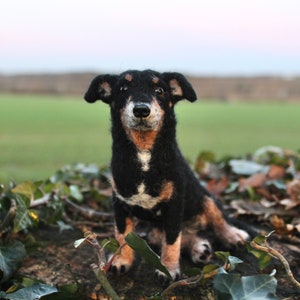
[84,70,249,282]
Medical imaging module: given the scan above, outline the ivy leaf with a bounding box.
[42,181,56,194]
[202,264,220,275]
[12,181,36,203]
[69,185,83,202]
[41,283,84,300]
[253,146,286,165]
[201,263,220,283]
[215,251,231,262]
[246,233,273,270]
[13,195,34,232]
[125,232,171,278]
[195,151,216,174]
[253,234,268,244]
[215,251,243,271]
[229,159,269,176]
[227,256,243,271]
[74,238,87,249]
[4,283,57,300]
[184,266,202,277]
[0,240,26,283]
[101,238,120,253]
[213,269,278,300]
[56,220,73,233]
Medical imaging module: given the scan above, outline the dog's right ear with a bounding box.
[84,75,118,104]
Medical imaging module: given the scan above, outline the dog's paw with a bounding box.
[191,238,212,263]
[222,225,250,247]
[155,267,180,285]
[109,257,132,275]
[108,246,135,275]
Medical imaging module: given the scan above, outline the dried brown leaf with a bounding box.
[280,198,300,210]
[230,200,298,219]
[260,198,277,208]
[270,215,290,235]
[255,187,274,200]
[206,177,229,197]
[238,173,267,192]
[230,200,266,216]
[286,179,300,201]
[267,165,286,180]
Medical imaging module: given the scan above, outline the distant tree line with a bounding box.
[1,73,300,101]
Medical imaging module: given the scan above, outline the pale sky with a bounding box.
[1,0,300,75]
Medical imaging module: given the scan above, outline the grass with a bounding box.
[1,94,300,184]
[176,100,300,159]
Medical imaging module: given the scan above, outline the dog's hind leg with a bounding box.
[181,231,212,264]
[202,196,250,247]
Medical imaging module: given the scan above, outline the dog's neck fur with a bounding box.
[111,112,177,155]
[124,129,159,151]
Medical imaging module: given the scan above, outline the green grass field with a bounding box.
[1,94,299,184]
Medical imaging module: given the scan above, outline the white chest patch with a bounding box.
[116,182,161,210]
[137,150,151,171]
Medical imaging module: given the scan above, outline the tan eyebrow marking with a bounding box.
[152,76,159,84]
[125,73,133,81]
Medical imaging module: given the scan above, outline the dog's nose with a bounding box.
[133,103,151,118]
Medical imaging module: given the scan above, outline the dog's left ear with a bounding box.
[84,74,118,104]
[162,72,197,103]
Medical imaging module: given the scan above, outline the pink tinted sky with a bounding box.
[1,0,300,75]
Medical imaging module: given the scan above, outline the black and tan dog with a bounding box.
[84,70,249,282]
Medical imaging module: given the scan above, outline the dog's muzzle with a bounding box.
[133,103,151,118]
[122,100,162,131]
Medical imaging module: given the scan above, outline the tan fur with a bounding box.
[202,196,249,245]
[128,129,159,150]
[120,99,164,151]
[169,79,183,96]
[114,217,135,268]
[125,73,133,81]
[159,181,174,201]
[100,82,112,97]
[161,232,182,274]
[152,76,159,84]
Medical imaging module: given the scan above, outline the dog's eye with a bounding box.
[155,87,164,95]
[120,85,128,92]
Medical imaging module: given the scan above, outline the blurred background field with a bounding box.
[2,0,300,185]
[1,93,299,184]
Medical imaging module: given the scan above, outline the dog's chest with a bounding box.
[137,150,151,172]
[111,150,174,210]
[114,182,161,209]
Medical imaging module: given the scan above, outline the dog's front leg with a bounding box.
[110,199,135,275]
[156,205,183,283]
[157,230,182,283]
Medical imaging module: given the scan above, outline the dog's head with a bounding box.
[84,70,197,131]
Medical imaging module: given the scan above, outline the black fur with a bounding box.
[84,70,249,282]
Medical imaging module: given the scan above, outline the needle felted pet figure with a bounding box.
[84,70,249,282]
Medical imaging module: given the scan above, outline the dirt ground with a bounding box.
[18,223,300,300]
